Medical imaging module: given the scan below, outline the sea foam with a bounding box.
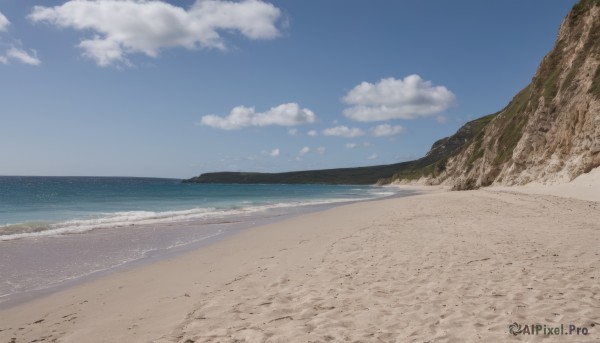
[0,197,375,241]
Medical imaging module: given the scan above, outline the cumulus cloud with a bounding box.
[307,130,318,137]
[322,125,364,138]
[316,147,326,155]
[269,148,280,157]
[298,146,310,156]
[0,12,42,66]
[370,124,405,137]
[342,75,455,122]
[29,0,282,66]
[200,103,317,130]
[288,128,299,136]
[0,11,10,32]
[0,47,41,66]
[367,153,378,160]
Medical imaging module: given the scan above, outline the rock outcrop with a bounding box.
[405,0,600,189]
[187,0,600,189]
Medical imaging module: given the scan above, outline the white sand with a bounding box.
[490,167,600,202]
[1,185,599,342]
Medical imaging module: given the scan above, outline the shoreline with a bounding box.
[1,185,598,342]
[0,186,422,310]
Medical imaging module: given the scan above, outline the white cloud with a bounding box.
[307,130,318,137]
[0,13,42,66]
[370,124,405,137]
[342,75,455,121]
[0,11,10,32]
[367,153,378,160]
[1,47,41,66]
[200,103,317,130]
[322,125,364,138]
[298,146,310,156]
[288,128,299,136]
[345,141,370,149]
[316,146,326,155]
[269,148,280,157]
[29,0,282,66]
[436,115,448,124]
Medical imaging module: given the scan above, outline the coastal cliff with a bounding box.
[399,0,600,189]
[186,0,600,188]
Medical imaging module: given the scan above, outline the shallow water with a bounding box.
[0,177,394,240]
[0,177,408,303]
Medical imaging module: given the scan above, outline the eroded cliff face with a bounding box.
[429,0,600,190]
[188,1,600,188]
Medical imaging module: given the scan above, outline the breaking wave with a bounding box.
[0,196,375,241]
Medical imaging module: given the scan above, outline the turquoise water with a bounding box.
[0,176,407,301]
[0,176,394,240]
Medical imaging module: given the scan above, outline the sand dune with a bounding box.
[1,187,599,342]
[491,167,600,203]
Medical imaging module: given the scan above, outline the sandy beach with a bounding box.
[0,184,599,342]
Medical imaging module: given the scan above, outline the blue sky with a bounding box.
[0,0,578,178]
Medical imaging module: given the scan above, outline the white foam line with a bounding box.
[0,192,392,241]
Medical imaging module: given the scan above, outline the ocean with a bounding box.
[0,176,408,303]
[0,176,398,240]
